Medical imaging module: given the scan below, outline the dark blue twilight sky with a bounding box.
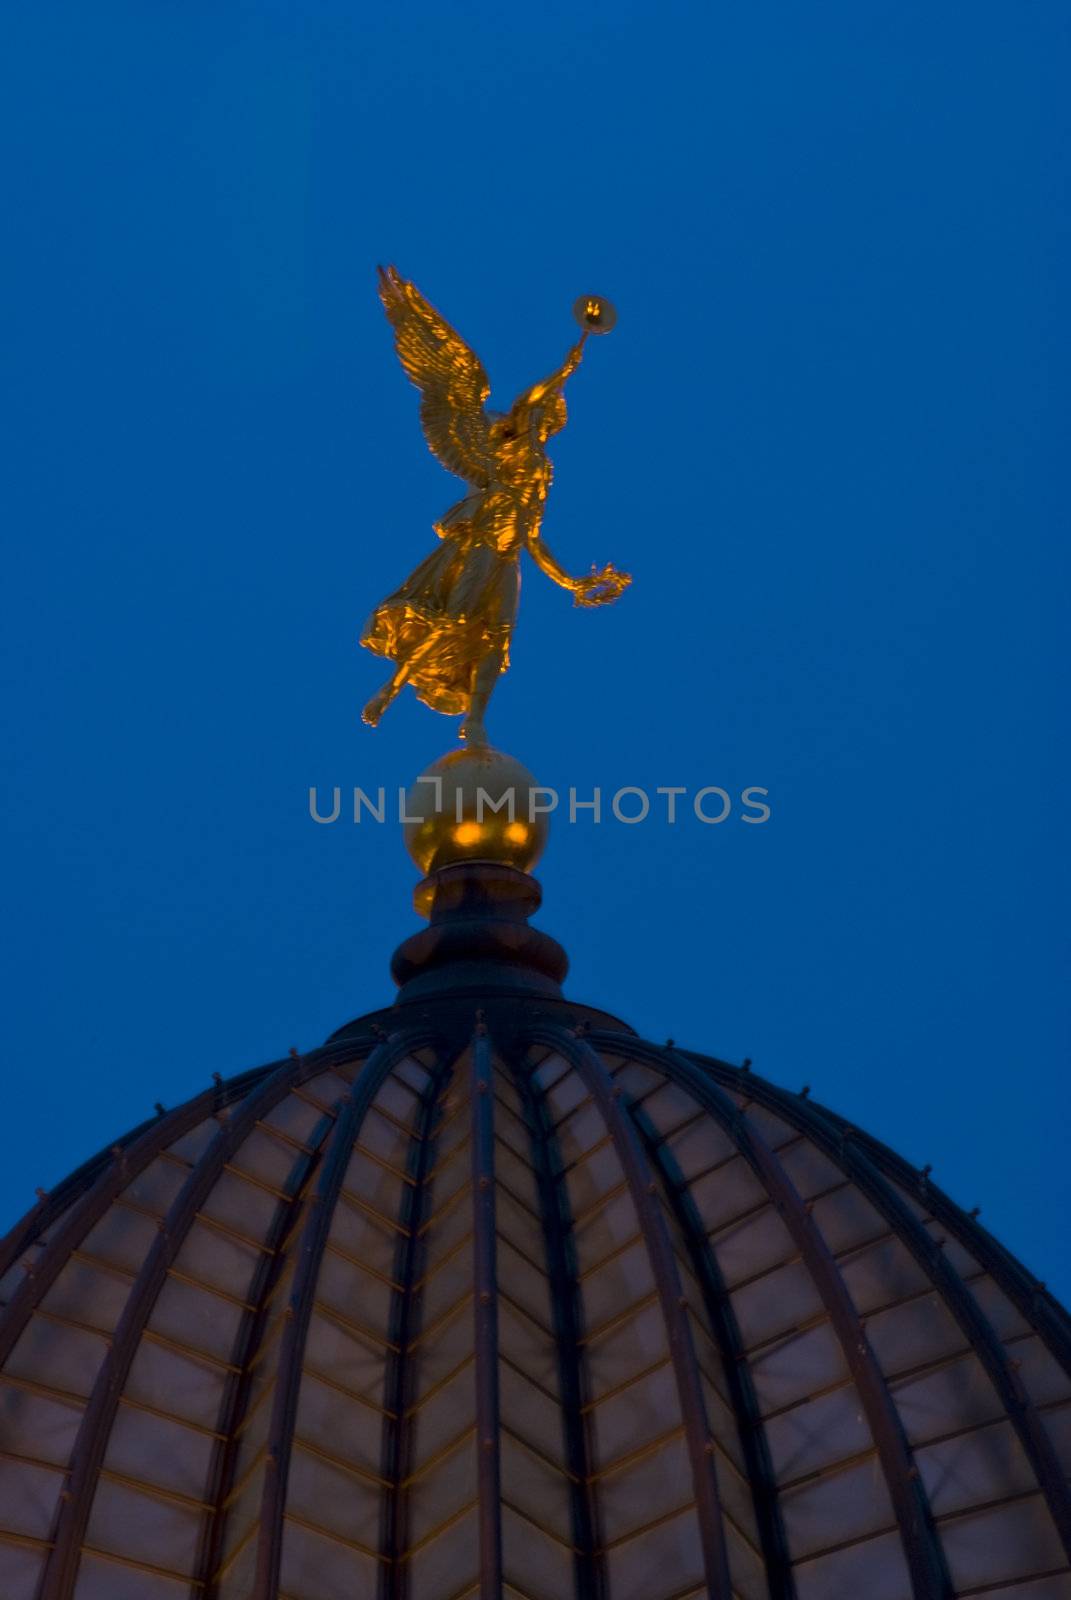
[2,6,1069,1297]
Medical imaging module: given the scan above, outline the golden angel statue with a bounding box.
[361,267,631,746]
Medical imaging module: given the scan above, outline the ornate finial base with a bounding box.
[391,861,568,1003]
[392,746,565,1002]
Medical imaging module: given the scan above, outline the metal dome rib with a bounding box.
[38,1032,424,1600]
[607,1032,1071,1572]
[254,1029,446,1597]
[614,1055,793,1598]
[654,1042,1071,1563]
[557,1028,952,1599]
[197,1059,350,1593]
[555,1029,735,1596]
[503,1043,601,1595]
[680,1045,1071,1377]
[379,1040,458,1594]
[0,1061,279,1306]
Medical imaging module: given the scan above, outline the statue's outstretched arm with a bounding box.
[526,530,578,593]
[526,529,632,608]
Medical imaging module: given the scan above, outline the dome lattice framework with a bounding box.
[2,848,1070,1600]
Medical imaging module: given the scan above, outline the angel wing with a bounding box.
[378,266,496,486]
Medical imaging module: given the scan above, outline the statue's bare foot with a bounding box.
[460,716,489,747]
[362,688,392,727]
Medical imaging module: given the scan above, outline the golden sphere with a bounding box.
[573,294,617,334]
[402,747,549,876]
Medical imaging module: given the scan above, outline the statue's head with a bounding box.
[487,410,518,447]
[490,407,540,457]
[492,390,564,449]
[523,389,567,442]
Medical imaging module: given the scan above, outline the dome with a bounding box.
[1,855,1070,1600]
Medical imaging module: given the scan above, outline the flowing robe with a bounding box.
[361,453,549,714]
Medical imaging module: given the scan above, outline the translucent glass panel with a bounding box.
[613,1052,904,1592]
[274,1063,429,1600]
[538,1051,711,1600]
[493,1064,573,1600]
[401,1054,479,1600]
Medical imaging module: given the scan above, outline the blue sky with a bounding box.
[2,3,1069,1300]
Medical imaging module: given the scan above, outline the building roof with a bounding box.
[1,848,1069,1600]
